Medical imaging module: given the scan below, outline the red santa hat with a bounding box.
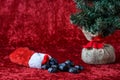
[9,47,51,68]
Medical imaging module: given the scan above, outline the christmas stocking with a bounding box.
[9,47,51,69]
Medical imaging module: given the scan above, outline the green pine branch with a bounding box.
[70,0,120,37]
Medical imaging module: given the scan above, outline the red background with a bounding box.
[0,0,120,80]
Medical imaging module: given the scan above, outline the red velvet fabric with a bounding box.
[0,0,120,80]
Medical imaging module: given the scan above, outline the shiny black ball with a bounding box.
[65,60,74,67]
[58,63,68,71]
[48,67,58,73]
[68,67,79,73]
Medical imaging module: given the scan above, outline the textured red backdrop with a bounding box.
[0,0,120,80]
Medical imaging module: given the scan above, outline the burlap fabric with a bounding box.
[81,44,116,64]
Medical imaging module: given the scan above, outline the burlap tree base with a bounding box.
[81,44,116,64]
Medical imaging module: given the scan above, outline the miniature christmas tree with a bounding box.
[71,0,120,37]
[70,0,120,64]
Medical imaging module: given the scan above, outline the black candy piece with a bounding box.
[68,67,79,73]
[58,63,68,71]
[65,60,74,67]
[75,65,84,70]
[51,65,58,68]
[41,64,50,70]
[49,58,58,65]
[48,67,58,73]
[59,63,66,66]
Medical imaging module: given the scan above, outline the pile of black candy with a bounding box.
[41,58,84,73]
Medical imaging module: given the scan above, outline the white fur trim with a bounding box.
[28,53,47,69]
